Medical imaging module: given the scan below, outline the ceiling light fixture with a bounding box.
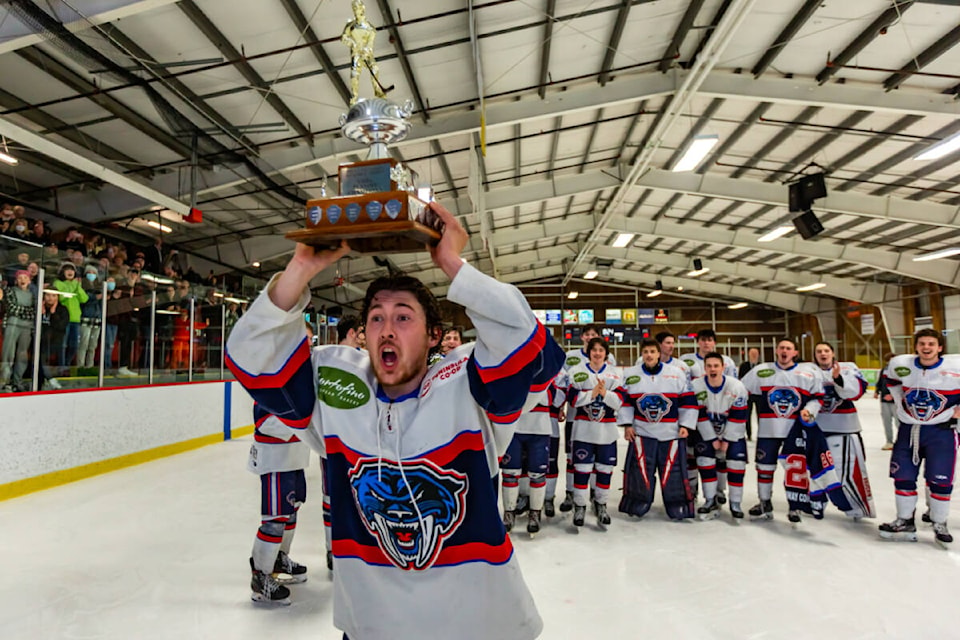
[795,282,826,292]
[146,220,172,233]
[687,257,709,277]
[0,137,17,166]
[647,279,663,298]
[672,134,720,172]
[914,132,960,162]
[611,233,635,248]
[584,270,598,280]
[912,247,960,262]
[567,291,579,299]
[728,302,748,309]
[758,225,793,242]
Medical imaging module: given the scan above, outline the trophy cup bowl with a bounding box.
[286,98,442,254]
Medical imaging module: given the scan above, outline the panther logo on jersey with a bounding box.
[349,458,468,571]
[588,396,607,422]
[821,386,842,413]
[707,411,727,435]
[904,388,948,422]
[637,394,672,423]
[767,387,801,419]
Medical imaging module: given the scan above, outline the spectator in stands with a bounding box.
[224,301,241,338]
[7,215,31,242]
[62,228,85,256]
[26,262,39,296]
[40,290,68,388]
[43,242,61,264]
[145,238,164,275]
[103,276,120,372]
[113,268,144,377]
[4,251,29,286]
[52,263,88,368]
[0,271,37,392]
[77,265,104,371]
[200,286,223,369]
[31,219,51,245]
[155,283,179,368]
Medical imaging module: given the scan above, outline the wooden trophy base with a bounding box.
[286,191,442,254]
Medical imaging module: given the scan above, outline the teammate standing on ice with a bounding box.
[564,338,624,529]
[226,201,562,640]
[692,352,750,520]
[879,329,960,547]
[618,339,698,520]
[812,342,875,519]
[740,338,823,521]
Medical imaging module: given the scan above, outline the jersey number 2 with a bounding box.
[783,454,809,491]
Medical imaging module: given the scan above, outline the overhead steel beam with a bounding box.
[0,171,43,197]
[659,0,706,72]
[178,0,313,144]
[732,105,820,178]
[688,0,733,67]
[600,0,633,84]
[664,97,724,169]
[824,114,922,174]
[537,0,557,99]
[277,0,352,107]
[751,0,821,78]
[764,110,871,183]
[883,23,960,90]
[374,0,429,121]
[815,1,916,85]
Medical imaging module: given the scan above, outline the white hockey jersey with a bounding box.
[563,346,616,370]
[565,362,624,445]
[226,264,563,640]
[815,362,868,434]
[246,404,312,474]
[691,375,750,443]
[514,386,554,436]
[679,352,738,379]
[617,363,697,441]
[636,355,691,382]
[741,361,824,439]
[886,355,960,427]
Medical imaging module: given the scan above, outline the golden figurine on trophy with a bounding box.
[286,0,442,254]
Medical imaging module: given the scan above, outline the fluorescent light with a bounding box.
[140,273,174,284]
[584,270,598,280]
[672,134,719,172]
[146,220,172,233]
[252,261,261,268]
[912,248,960,262]
[611,233,635,248]
[796,282,826,292]
[567,291,579,299]
[758,225,793,242]
[914,132,960,161]
[224,297,248,304]
[677,286,683,291]
[647,289,663,298]
[728,302,748,309]
[687,267,710,277]
[0,151,18,165]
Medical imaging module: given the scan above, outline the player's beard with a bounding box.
[371,342,429,395]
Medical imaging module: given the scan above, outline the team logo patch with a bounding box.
[637,394,672,423]
[683,358,695,367]
[566,356,581,366]
[350,458,468,571]
[708,411,727,435]
[904,388,947,422]
[821,386,842,413]
[317,367,371,409]
[767,387,801,419]
[625,375,641,385]
[696,390,708,403]
[894,366,911,377]
[757,368,775,378]
[573,372,589,383]
[588,397,606,422]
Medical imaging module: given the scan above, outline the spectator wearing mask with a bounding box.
[102,277,120,372]
[52,263,88,368]
[77,265,104,371]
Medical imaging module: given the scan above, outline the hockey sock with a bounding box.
[280,512,298,554]
[757,464,776,501]
[253,518,286,573]
[545,474,558,501]
[594,466,613,505]
[928,483,953,523]
[697,456,717,500]
[528,473,547,511]
[717,457,728,493]
[573,467,591,507]
[894,480,918,519]
[502,470,521,510]
[519,474,530,501]
[727,460,746,504]
[322,498,332,553]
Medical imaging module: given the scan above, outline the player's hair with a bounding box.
[696,329,717,341]
[443,325,463,341]
[777,337,799,350]
[814,341,834,353]
[883,352,895,362]
[362,273,444,356]
[655,330,675,344]
[703,351,725,366]
[640,338,661,353]
[586,336,609,356]
[581,323,601,337]
[914,328,944,349]
[337,314,363,342]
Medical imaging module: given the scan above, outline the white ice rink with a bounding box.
[3,398,959,639]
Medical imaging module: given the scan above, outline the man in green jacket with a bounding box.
[53,263,88,367]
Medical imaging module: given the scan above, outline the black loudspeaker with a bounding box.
[792,210,824,240]
[788,172,827,212]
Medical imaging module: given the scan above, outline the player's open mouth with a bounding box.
[381,347,398,369]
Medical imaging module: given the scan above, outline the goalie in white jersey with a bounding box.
[813,342,875,519]
[692,353,750,520]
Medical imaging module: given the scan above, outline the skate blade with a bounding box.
[878,531,918,542]
[698,511,720,521]
[251,593,291,606]
[749,513,774,522]
[274,573,307,585]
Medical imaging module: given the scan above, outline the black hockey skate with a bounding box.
[787,510,802,524]
[595,501,611,528]
[572,505,586,528]
[503,510,516,532]
[878,516,918,542]
[749,500,774,521]
[933,522,953,549]
[730,502,744,519]
[697,497,720,521]
[326,550,333,572]
[527,509,542,537]
[273,550,307,584]
[544,496,556,518]
[250,558,291,606]
[716,490,727,506]
[559,491,574,513]
[516,494,530,515]
[922,509,932,524]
